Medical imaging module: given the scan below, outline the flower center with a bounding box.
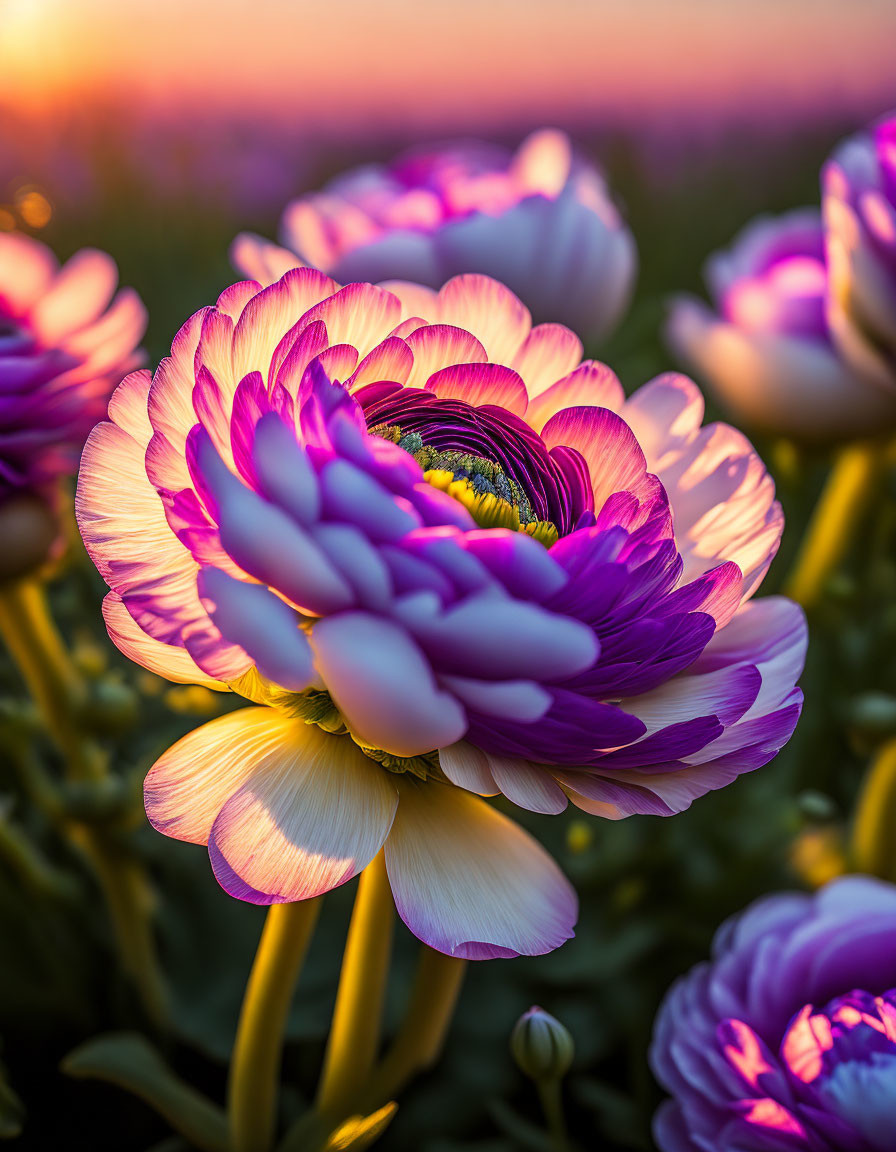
[373,424,559,546]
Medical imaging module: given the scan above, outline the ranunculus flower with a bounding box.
[651,876,896,1152]
[667,210,896,442]
[824,111,896,392]
[231,130,636,342]
[0,231,147,500]
[76,268,805,959]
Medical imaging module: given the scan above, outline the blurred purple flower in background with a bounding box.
[667,210,896,442]
[824,111,896,392]
[668,111,896,443]
[0,232,146,501]
[651,876,896,1151]
[233,129,636,341]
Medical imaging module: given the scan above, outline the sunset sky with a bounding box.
[2,0,895,135]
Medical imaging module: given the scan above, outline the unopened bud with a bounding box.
[0,493,58,580]
[510,1006,574,1081]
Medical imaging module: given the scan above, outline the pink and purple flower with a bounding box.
[76,268,805,959]
[651,876,896,1151]
[0,231,146,501]
[824,111,896,393]
[667,209,896,441]
[232,130,636,341]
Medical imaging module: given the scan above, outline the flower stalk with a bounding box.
[228,898,322,1152]
[783,439,883,610]
[0,576,167,1025]
[316,851,394,1121]
[852,737,896,883]
[365,946,466,1108]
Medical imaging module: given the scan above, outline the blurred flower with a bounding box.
[511,1006,574,1081]
[232,130,636,341]
[667,210,896,441]
[824,111,896,392]
[0,232,146,503]
[77,268,804,959]
[651,876,896,1151]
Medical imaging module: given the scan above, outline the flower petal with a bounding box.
[385,779,576,958]
[209,719,398,903]
[102,593,222,689]
[310,613,467,757]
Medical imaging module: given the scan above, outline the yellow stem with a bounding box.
[783,440,882,610]
[316,851,394,1119]
[365,946,466,1107]
[0,577,167,1025]
[228,899,322,1152]
[852,738,896,882]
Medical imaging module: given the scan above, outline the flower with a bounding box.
[0,231,147,500]
[231,130,636,342]
[651,876,896,1152]
[667,210,896,442]
[76,268,805,959]
[823,111,896,392]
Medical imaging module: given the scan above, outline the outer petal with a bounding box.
[102,593,223,689]
[436,274,532,363]
[208,719,399,903]
[384,779,577,958]
[230,233,305,286]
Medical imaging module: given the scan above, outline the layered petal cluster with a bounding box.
[667,210,896,441]
[651,877,896,1151]
[824,111,896,391]
[77,268,805,959]
[232,130,636,341]
[0,232,147,498]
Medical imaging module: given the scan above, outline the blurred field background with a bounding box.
[2,1,896,1149]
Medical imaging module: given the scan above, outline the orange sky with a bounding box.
[2,0,895,130]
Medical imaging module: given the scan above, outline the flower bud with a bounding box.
[0,493,58,581]
[510,1006,574,1082]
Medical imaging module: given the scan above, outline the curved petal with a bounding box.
[230,233,305,286]
[145,706,295,842]
[385,779,577,958]
[102,593,223,689]
[310,612,467,757]
[208,720,398,904]
[436,274,532,363]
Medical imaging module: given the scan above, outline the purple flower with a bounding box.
[0,231,146,500]
[77,268,805,959]
[667,210,896,442]
[651,876,896,1151]
[824,111,896,392]
[232,130,636,341]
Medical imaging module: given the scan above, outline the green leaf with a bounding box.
[61,1032,228,1152]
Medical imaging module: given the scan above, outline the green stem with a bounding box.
[0,577,167,1025]
[228,899,322,1152]
[852,738,896,882]
[783,440,882,610]
[365,946,466,1107]
[536,1077,570,1152]
[316,851,394,1120]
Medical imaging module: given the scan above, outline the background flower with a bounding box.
[651,875,896,1152]
[824,111,896,392]
[232,130,637,342]
[666,209,896,441]
[0,231,146,500]
[77,268,805,960]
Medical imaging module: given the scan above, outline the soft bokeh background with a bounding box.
[2,1,896,1149]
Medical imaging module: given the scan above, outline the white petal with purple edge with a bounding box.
[208,720,398,903]
[384,778,577,958]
